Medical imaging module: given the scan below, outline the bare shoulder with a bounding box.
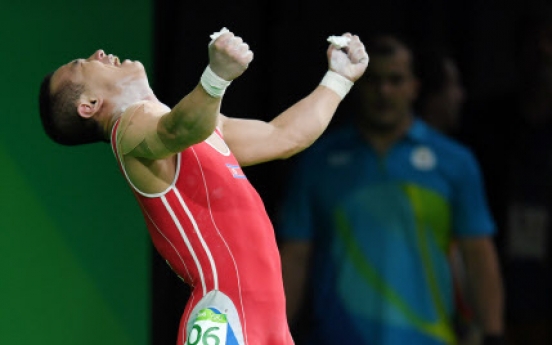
[116,100,171,156]
[216,113,260,138]
[115,101,177,194]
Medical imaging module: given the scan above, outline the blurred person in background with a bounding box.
[278,34,505,345]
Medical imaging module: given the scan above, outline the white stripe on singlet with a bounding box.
[191,146,248,345]
[143,208,193,283]
[173,188,219,290]
[161,195,207,295]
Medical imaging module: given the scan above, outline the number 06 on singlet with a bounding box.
[187,308,229,345]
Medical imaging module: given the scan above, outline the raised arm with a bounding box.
[118,29,253,160]
[220,33,369,166]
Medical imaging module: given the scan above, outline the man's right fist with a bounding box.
[208,29,254,81]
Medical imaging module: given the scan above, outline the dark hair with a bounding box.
[39,73,107,145]
[364,34,417,75]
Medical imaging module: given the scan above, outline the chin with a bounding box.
[123,60,146,75]
[362,113,404,131]
[111,77,155,111]
[374,112,400,125]
[134,60,146,71]
[370,120,400,131]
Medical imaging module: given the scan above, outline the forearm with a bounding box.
[463,240,505,335]
[280,241,312,323]
[158,84,221,150]
[218,33,367,166]
[470,265,504,334]
[283,266,308,323]
[159,28,252,151]
[268,49,359,158]
[269,85,343,158]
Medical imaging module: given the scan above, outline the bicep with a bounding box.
[219,114,293,166]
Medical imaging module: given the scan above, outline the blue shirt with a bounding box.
[278,118,495,345]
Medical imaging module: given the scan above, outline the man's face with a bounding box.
[50,49,150,103]
[357,48,419,130]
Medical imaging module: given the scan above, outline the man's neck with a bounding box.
[358,114,413,154]
[102,94,160,142]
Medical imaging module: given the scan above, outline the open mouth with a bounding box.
[108,54,121,66]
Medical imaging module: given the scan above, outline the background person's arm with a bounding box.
[457,237,505,340]
[280,240,312,324]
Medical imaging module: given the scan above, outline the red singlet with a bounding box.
[111,121,293,345]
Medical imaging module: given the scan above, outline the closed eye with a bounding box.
[69,59,83,71]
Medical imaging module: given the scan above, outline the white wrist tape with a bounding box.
[200,65,232,98]
[320,70,354,99]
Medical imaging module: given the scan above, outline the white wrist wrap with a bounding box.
[320,70,354,100]
[200,65,232,98]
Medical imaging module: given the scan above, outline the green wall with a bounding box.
[0,1,152,344]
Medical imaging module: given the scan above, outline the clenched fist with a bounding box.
[327,33,368,82]
[208,29,254,81]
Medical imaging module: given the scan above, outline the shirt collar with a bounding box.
[405,116,430,143]
[347,114,430,144]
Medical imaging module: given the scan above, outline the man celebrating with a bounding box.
[38,28,368,345]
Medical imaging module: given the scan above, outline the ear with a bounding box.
[77,94,103,119]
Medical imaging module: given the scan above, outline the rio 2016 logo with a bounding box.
[187,309,228,345]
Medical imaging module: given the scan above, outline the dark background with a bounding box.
[151,0,541,344]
